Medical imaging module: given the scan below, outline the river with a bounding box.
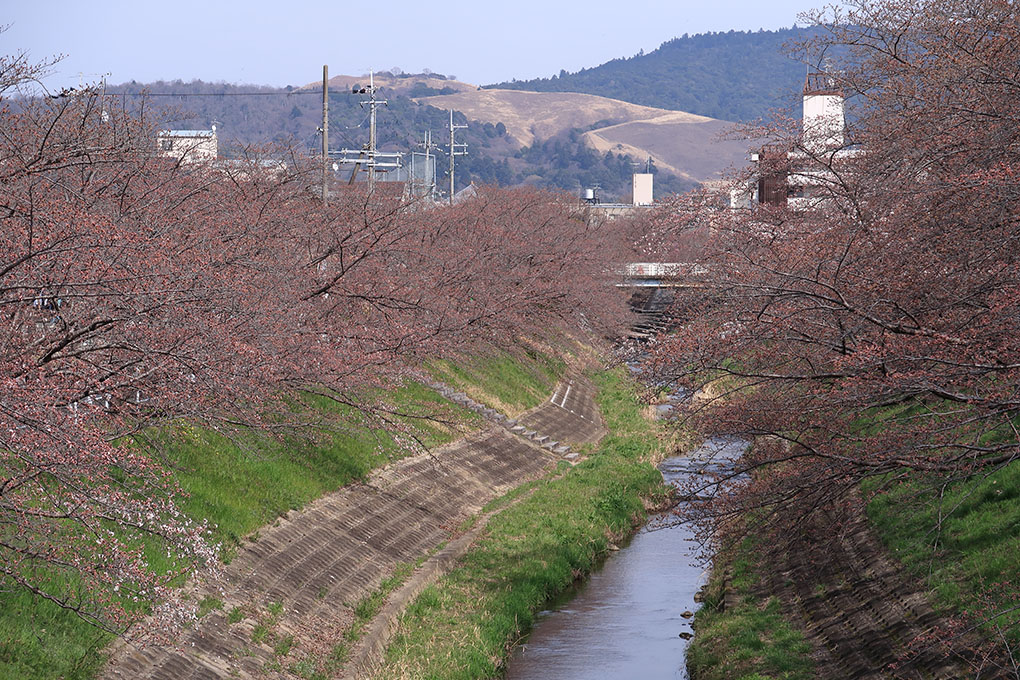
[505,437,746,680]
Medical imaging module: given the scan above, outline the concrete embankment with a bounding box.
[103,373,604,680]
[364,367,669,679]
[689,506,1004,679]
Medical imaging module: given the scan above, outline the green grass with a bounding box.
[373,367,668,679]
[197,596,224,618]
[865,460,1020,646]
[686,398,1020,680]
[852,398,1020,649]
[381,379,483,449]
[427,346,566,414]
[166,379,481,555]
[686,537,814,680]
[0,384,473,680]
[0,346,569,680]
[0,586,111,680]
[323,559,420,675]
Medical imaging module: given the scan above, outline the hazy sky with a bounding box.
[5,1,826,90]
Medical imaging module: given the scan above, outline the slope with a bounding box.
[419,89,749,184]
[416,89,708,148]
[487,27,812,123]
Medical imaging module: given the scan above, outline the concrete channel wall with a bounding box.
[102,373,605,680]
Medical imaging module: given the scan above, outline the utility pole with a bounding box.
[322,64,329,207]
[448,110,467,205]
[335,72,401,186]
[367,71,377,190]
[361,70,387,192]
[419,130,436,200]
[100,73,110,123]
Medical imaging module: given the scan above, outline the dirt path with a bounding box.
[764,508,1010,679]
[102,374,603,680]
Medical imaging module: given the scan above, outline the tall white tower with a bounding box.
[802,73,845,154]
[632,173,653,206]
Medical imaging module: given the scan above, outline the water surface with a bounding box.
[506,437,746,680]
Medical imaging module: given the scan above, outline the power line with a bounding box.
[53,89,357,99]
[124,91,319,97]
[334,71,400,190]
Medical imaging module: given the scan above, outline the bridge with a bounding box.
[617,262,707,288]
[617,264,706,340]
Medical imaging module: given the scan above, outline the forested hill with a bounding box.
[105,80,693,200]
[486,28,811,122]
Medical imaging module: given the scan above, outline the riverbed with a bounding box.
[506,437,746,680]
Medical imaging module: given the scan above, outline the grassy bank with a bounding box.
[0,347,566,680]
[866,461,1020,651]
[686,408,1020,680]
[169,381,477,557]
[427,345,566,416]
[372,367,668,679]
[687,457,1020,680]
[686,538,814,680]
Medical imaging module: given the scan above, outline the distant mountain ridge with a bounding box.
[486,27,812,122]
[99,29,813,199]
[105,79,693,200]
[299,70,478,98]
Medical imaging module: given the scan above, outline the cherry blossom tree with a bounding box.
[643,0,1020,542]
[0,52,630,633]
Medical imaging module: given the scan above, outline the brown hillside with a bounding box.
[418,89,707,147]
[584,114,749,183]
[419,89,749,183]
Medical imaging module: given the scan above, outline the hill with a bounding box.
[105,79,695,200]
[416,89,696,148]
[418,89,748,184]
[299,69,478,98]
[581,114,747,184]
[108,29,815,201]
[486,27,812,123]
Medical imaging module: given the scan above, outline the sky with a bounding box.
[5,0,827,91]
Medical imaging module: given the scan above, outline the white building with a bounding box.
[632,173,654,206]
[800,73,845,155]
[733,74,856,211]
[582,173,657,221]
[156,128,218,163]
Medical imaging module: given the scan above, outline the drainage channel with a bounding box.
[505,437,747,680]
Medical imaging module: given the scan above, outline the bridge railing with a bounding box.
[618,262,708,278]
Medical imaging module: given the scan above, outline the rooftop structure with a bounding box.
[732,73,854,211]
[157,128,218,163]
